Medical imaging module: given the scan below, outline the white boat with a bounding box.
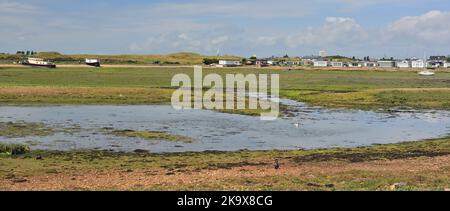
[418,70,435,76]
[418,54,434,76]
[21,58,56,68]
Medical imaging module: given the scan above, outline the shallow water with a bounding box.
[0,100,449,153]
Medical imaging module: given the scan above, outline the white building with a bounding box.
[364,61,378,68]
[444,62,450,68]
[313,61,328,67]
[267,60,279,66]
[330,62,344,67]
[218,60,241,67]
[348,62,363,68]
[378,60,396,68]
[319,51,328,58]
[281,60,301,66]
[411,60,426,68]
[396,60,411,68]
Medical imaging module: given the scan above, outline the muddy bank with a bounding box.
[1,137,449,191]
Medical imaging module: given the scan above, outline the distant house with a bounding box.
[330,61,344,67]
[378,60,396,68]
[282,60,301,66]
[430,56,446,61]
[363,61,378,68]
[313,61,328,67]
[348,62,363,68]
[256,59,269,67]
[301,60,314,66]
[411,60,426,68]
[444,62,450,68]
[396,60,411,68]
[267,60,279,66]
[428,60,443,68]
[428,56,446,68]
[218,60,242,67]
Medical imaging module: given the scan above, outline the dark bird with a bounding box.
[274,159,280,170]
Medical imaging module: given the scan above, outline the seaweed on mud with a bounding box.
[293,150,450,163]
[0,122,56,138]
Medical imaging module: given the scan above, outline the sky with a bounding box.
[1,0,450,58]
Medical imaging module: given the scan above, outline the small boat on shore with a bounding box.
[418,70,435,76]
[20,58,56,68]
[85,58,101,67]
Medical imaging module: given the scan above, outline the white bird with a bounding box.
[294,121,301,128]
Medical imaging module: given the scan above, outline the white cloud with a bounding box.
[0,1,39,14]
[147,0,315,19]
[281,11,450,57]
[326,0,432,10]
[254,36,279,46]
[285,17,368,48]
[386,10,450,44]
[129,33,234,54]
[1,0,449,57]
[211,36,229,45]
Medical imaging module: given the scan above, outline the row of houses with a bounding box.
[217,59,302,67]
[313,59,449,68]
[217,57,450,68]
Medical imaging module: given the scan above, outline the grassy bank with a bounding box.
[1,67,450,111]
[0,137,449,190]
[0,52,241,65]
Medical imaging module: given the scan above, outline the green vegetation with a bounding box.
[0,122,56,138]
[108,130,193,143]
[202,58,220,65]
[0,144,30,155]
[0,67,450,111]
[0,87,173,105]
[376,90,450,109]
[1,64,450,190]
[292,137,450,163]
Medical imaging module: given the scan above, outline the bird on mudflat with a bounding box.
[274,159,280,170]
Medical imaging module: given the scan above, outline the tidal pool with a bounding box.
[0,100,449,153]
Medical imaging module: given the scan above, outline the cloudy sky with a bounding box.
[1,0,450,58]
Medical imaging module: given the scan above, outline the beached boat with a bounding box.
[418,70,435,76]
[85,58,101,67]
[21,58,56,68]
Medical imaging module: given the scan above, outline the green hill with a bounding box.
[0,52,241,65]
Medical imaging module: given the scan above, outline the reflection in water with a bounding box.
[0,102,449,153]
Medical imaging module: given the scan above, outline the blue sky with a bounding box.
[1,0,450,58]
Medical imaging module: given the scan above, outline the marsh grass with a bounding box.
[0,144,30,155]
[0,122,56,138]
[1,67,450,111]
[376,90,450,109]
[108,129,193,143]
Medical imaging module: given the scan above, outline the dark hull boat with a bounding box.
[85,59,101,67]
[86,62,101,67]
[22,62,57,68]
